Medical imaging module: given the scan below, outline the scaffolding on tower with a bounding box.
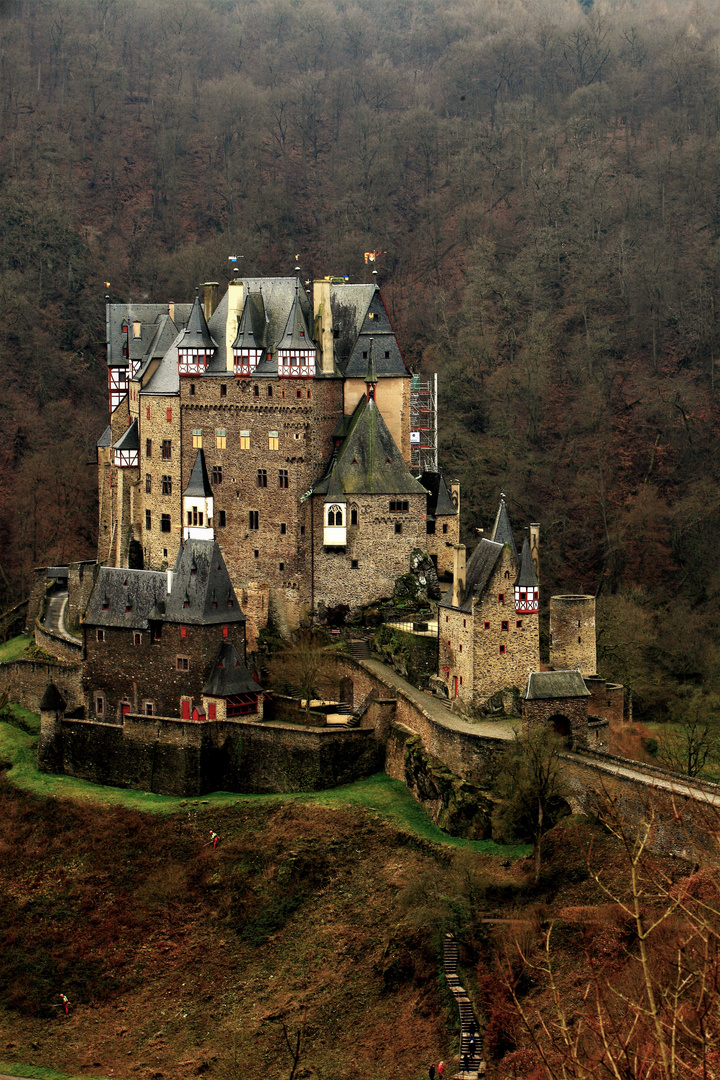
[410,372,438,473]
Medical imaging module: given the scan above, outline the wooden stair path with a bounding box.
[443,933,484,1079]
[348,638,372,661]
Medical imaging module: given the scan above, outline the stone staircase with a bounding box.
[443,933,484,1079]
[348,638,372,661]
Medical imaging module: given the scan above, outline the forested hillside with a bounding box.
[2,0,720,715]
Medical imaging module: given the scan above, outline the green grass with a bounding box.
[0,716,529,857]
[0,1063,107,1080]
[0,634,32,662]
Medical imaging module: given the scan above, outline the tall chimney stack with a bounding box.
[451,544,466,608]
[203,281,219,320]
[313,279,335,374]
[530,523,540,580]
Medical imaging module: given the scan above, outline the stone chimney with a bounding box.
[451,544,466,608]
[225,280,244,372]
[451,480,461,515]
[530,523,540,580]
[313,279,335,374]
[203,281,219,320]
[168,301,175,323]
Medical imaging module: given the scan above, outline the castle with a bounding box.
[31,273,621,795]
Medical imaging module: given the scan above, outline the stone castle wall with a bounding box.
[549,595,597,675]
[140,392,182,570]
[0,659,83,712]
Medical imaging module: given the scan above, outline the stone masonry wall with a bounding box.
[140,393,183,570]
[549,595,597,675]
[311,491,427,610]
[82,621,246,721]
[0,659,83,712]
[178,373,343,608]
[26,569,48,634]
[584,676,624,724]
[426,514,460,580]
[522,696,589,749]
[67,562,99,629]
[472,547,540,704]
[35,619,83,663]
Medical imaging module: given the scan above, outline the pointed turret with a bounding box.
[183,449,214,540]
[178,293,217,376]
[515,532,539,614]
[232,293,264,376]
[277,288,317,377]
[490,493,518,564]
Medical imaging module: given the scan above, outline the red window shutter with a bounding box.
[208,703,216,720]
[166,407,172,422]
[181,626,187,638]
[181,700,190,720]
[222,626,229,637]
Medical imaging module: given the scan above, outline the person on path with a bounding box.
[59,993,70,1015]
[209,830,219,850]
[429,1065,436,1080]
[438,1062,445,1078]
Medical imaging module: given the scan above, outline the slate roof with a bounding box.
[184,449,213,499]
[329,283,375,368]
[524,671,591,700]
[106,303,192,368]
[141,330,184,396]
[342,288,408,378]
[231,292,266,351]
[491,496,518,564]
[113,419,140,452]
[133,314,182,382]
[419,472,457,520]
[85,568,169,629]
[202,641,260,697]
[178,295,217,352]
[97,425,112,448]
[164,539,245,625]
[278,288,317,352]
[516,534,539,588]
[312,394,427,497]
[440,537,504,612]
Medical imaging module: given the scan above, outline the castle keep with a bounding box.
[99,278,460,634]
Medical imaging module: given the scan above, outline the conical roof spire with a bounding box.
[278,288,315,350]
[490,492,518,564]
[184,449,213,498]
[180,294,216,351]
[515,532,539,588]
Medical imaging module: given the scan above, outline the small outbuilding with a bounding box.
[522,670,591,749]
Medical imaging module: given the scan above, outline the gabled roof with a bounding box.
[440,537,504,612]
[184,449,213,499]
[141,328,184,396]
[419,472,457,519]
[491,496,518,564]
[329,283,375,368]
[313,395,427,497]
[178,295,217,352]
[524,671,591,700]
[85,568,168,629]
[133,314,181,382]
[164,539,245,625]
[231,292,266,351]
[202,641,260,697]
[342,288,408,378]
[113,419,139,451]
[515,534,539,588]
[278,288,317,353]
[97,425,112,448]
[106,303,192,368]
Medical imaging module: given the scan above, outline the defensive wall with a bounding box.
[34,618,83,663]
[0,658,83,713]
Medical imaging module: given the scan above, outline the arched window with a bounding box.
[327,505,343,527]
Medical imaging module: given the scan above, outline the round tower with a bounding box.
[549,595,596,675]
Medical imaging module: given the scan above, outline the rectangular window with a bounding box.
[218,509,226,527]
[240,430,250,449]
[389,500,409,513]
[220,384,227,397]
[96,629,105,642]
[484,621,490,630]
[351,508,358,526]
[516,620,523,628]
[297,389,302,399]
[162,440,172,460]
[176,656,190,671]
[253,385,259,397]
[189,383,195,396]
[442,523,448,534]
[501,621,509,632]
[95,694,104,715]
[166,408,172,422]
[133,321,141,339]
[279,562,284,571]
[257,469,267,487]
[144,702,153,716]
[161,514,171,532]
[267,386,273,398]
[499,644,506,655]
[216,429,226,449]
[459,644,463,653]
[269,431,279,450]
[498,593,505,604]
[249,510,259,530]
[146,439,152,458]
[427,521,436,534]
[162,475,172,495]
[212,465,223,484]
[192,429,202,449]
[145,474,152,493]
[280,522,286,535]
[254,549,259,558]
[145,509,152,530]
[279,469,288,488]
[351,559,359,569]
[146,406,150,420]
[394,522,402,534]
[134,632,142,646]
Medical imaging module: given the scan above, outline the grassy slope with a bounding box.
[0,635,31,663]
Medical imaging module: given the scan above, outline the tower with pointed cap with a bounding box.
[438,494,540,710]
[183,449,214,541]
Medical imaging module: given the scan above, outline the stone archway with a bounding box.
[548,712,573,748]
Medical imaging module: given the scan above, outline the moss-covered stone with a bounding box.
[403,734,493,839]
